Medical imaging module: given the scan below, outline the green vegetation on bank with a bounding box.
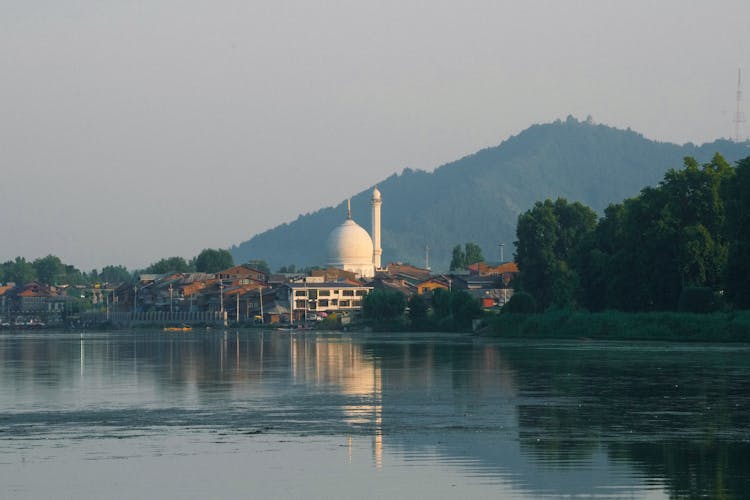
[362,288,482,332]
[513,154,750,313]
[487,310,750,342]
[0,248,251,287]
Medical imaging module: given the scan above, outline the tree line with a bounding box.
[512,154,750,313]
[0,248,244,286]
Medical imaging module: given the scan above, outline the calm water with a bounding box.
[1,330,749,499]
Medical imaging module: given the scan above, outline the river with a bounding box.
[1,329,749,499]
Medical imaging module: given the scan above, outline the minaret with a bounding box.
[371,188,382,269]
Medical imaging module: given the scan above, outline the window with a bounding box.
[352,300,362,307]
[355,290,367,296]
[319,290,331,296]
[295,300,306,309]
[331,299,338,306]
[339,300,350,307]
[319,299,329,307]
[295,290,306,297]
[342,290,354,297]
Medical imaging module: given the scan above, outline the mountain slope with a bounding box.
[231,117,750,271]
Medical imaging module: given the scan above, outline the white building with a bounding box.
[285,282,373,321]
[326,189,383,278]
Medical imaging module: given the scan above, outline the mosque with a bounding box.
[325,188,382,278]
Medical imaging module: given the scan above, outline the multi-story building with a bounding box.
[284,281,372,322]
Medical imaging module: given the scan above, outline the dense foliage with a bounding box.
[0,255,87,285]
[362,289,407,322]
[449,242,485,271]
[514,199,597,310]
[489,310,750,342]
[141,256,192,275]
[194,248,234,273]
[514,154,750,312]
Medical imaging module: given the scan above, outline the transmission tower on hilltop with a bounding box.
[735,68,746,142]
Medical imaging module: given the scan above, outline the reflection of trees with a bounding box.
[508,345,750,498]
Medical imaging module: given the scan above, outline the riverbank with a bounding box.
[484,310,750,342]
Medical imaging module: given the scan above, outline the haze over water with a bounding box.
[1,330,749,498]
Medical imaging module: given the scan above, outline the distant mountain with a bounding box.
[231,117,750,272]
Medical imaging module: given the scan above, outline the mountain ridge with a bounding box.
[231,118,750,271]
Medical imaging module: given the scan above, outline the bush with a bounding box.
[678,287,718,314]
[502,292,537,314]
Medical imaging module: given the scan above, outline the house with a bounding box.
[467,262,519,286]
[216,265,268,285]
[414,276,451,295]
[284,282,373,322]
[379,263,432,285]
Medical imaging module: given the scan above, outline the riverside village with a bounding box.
[0,188,517,330]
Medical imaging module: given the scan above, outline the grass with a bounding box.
[485,310,750,342]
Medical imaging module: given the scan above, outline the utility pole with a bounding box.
[259,285,264,324]
[236,291,239,323]
[169,283,173,316]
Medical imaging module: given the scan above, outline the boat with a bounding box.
[163,324,193,332]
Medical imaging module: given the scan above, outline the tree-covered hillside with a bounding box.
[231,117,750,271]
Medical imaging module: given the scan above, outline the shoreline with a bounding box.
[484,310,750,343]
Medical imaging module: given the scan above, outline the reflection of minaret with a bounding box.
[371,188,382,269]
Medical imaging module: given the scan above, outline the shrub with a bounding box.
[502,292,537,314]
[678,287,718,314]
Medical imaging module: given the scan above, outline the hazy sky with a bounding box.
[2,1,749,271]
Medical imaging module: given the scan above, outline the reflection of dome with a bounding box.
[327,218,375,278]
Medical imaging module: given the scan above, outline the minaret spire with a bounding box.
[347,199,352,219]
[371,188,382,269]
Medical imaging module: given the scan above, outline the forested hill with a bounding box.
[230,117,750,272]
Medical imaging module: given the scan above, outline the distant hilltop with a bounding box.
[231,117,750,271]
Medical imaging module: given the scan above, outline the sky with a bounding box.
[2,0,750,271]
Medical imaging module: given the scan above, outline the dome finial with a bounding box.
[347,198,352,219]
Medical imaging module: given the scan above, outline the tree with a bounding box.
[579,154,734,311]
[449,242,484,271]
[431,288,453,318]
[194,248,234,273]
[450,290,482,328]
[449,245,466,271]
[246,259,270,275]
[362,289,407,322]
[99,265,132,284]
[407,294,428,323]
[723,156,750,307]
[2,257,37,284]
[33,255,65,284]
[514,198,597,310]
[502,292,537,314]
[464,243,484,266]
[143,257,192,275]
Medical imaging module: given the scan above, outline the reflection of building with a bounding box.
[288,335,383,467]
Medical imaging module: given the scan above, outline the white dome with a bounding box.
[327,218,375,277]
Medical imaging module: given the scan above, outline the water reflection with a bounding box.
[1,331,749,498]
